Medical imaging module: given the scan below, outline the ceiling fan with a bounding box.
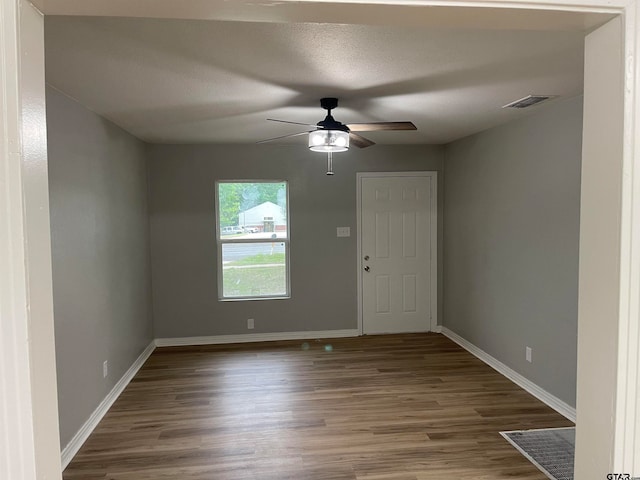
[258,97,417,150]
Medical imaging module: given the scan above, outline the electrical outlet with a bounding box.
[247,318,254,330]
[526,347,532,363]
[103,360,108,378]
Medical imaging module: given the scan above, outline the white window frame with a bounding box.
[215,180,291,301]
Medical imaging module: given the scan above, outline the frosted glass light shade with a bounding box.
[308,130,349,152]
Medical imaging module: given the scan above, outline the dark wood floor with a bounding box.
[63,333,574,479]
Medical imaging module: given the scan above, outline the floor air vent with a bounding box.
[502,95,554,109]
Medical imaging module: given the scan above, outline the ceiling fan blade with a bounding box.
[349,132,375,149]
[347,121,417,132]
[267,118,319,128]
[257,130,313,144]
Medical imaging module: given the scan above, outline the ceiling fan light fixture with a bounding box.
[308,130,349,152]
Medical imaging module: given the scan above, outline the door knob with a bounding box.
[364,266,370,272]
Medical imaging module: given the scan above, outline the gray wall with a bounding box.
[46,87,154,448]
[147,144,443,338]
[443,96,583,406]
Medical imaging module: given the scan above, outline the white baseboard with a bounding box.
[60,340,156,469]
[155,329,360,347]
[439,327,576,422]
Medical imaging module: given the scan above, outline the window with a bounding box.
[216,181,289,300]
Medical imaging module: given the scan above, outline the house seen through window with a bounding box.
[216,181,289,300]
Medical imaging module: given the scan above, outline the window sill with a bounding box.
[219,295,291,302]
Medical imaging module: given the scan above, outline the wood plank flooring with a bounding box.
[63,333,574,479]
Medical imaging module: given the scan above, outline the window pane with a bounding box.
[221,242,287,298]
[218,182,287,239]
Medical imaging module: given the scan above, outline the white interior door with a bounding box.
[359,173,436,334]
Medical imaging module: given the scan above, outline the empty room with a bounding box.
[3,1,639,480]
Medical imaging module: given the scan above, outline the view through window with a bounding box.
[216,181,289,299]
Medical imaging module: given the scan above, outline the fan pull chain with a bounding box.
[326,151,334,176]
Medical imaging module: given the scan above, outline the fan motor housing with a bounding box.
[317,115,350,132]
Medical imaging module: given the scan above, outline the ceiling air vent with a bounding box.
[502,95,554,109]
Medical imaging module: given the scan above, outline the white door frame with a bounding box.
[356,171,438,335]
[1,1,62,479]
[3,1,639,479]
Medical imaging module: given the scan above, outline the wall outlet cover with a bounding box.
[337,227,351,237]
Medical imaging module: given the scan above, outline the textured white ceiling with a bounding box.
[45,13,597,145]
